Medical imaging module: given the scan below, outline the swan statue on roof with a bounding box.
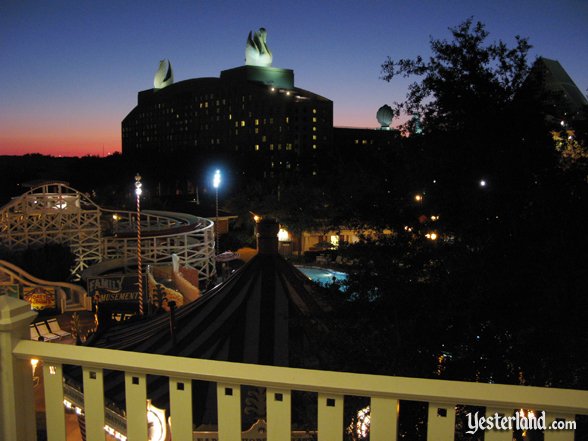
[245,27,272,67]
[154,59,174,89]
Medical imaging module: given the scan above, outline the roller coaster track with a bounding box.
[0,182,216,311]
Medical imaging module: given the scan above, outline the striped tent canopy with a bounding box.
[67,220,334,427]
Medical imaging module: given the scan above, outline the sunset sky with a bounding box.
[1,0,587,157]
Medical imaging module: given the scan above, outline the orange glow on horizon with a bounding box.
[0,134,121,157]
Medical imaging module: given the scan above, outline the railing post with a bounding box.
[0,296,38,441]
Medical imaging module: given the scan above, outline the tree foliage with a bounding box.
[381,18,531,135]
[313,19,588,390]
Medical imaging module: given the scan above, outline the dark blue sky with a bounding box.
[1,0,586,156]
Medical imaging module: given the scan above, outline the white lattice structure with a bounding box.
[0,182,216,282]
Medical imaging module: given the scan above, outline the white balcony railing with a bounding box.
[2,296,587,441]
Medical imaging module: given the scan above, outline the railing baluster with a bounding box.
[170,377,193,440]
[544,413,575,441]
[83,367,105,441]
[217,382,241,439]
[266,387,291,440]
[370,396,398,441]
[43,362,66,441]
[318,393,343,441]
[485,408,513,441]
[124,372,147,440]
[427,402,455,441]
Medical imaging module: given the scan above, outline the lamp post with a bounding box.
[135,174,144,316]
[213,170,221,257]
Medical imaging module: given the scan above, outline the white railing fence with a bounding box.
[2,296,587,441]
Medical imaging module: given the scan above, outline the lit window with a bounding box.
[255,144,260,151]
[313,144,317,149]
[241,121,246,127]
[285,117,289,123]
[229,114,232,120]
[255,128,259,134]
[270,144,274,150]
[262,135,267,142]
[362,140,368,145]
[313,117,317,123]
[312,108,317,114]
[255,119,259,126]
[312,135,317,140]
[312,127,317,132]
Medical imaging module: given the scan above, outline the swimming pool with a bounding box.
[295,265,348,286]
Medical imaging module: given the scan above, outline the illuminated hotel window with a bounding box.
[255,119,259,126]
[262,135,267,142]
[355,139,359,144]
[313,144,317,149]
[313,135,317,140]
[312,127,316,131]
[312,108,317,114]
[362,140,368,145]
[235,121,239,127]
[285,117,289,123]
[255,144,260,151]
[313,117,317,123]
[286,143,292,150]
[241,121,246,127]
[270,144,274,150]
[255,128,259,134]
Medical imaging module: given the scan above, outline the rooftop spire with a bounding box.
[256,218,279,255]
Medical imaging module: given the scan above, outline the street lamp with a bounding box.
[213,169,221,256]
[135,174,144,316]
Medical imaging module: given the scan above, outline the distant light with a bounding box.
[479,180,486,187]
[135,173,142,196]
[431,215,439,221]
[278,228,289,242]
[414,194,423,202]
[286,91,291,96]
[270,87,275,92]
[213,169,221,189]
[560,120,566,127]
[425,232,438,241]
[253,214,261,223]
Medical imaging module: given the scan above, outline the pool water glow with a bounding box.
[295,266,347,286]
